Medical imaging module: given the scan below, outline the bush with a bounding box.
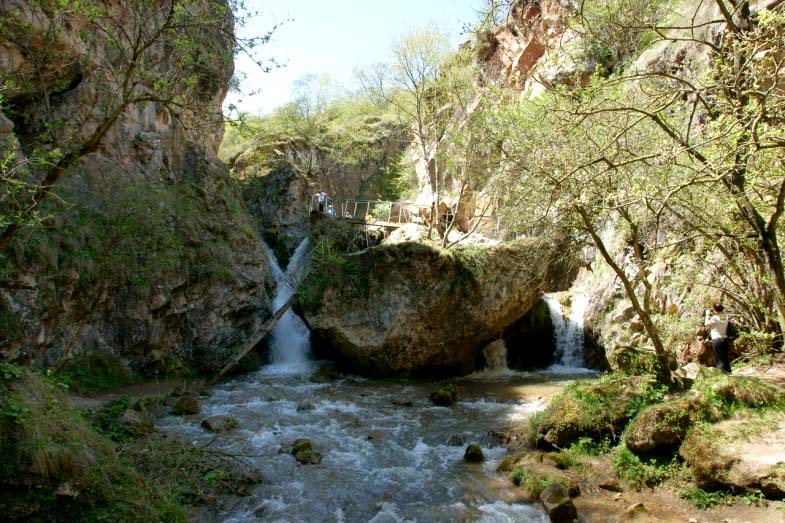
[611,444,679,489]
[53,354,142,394]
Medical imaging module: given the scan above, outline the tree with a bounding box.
[359,27,454,237]
[0,0,275,252]
[485,0,785,382]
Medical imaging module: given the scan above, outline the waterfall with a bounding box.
[482,339,509,373]
[264,239,312,370]
[543,294,588,369]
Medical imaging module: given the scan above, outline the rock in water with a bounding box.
[292,438,322,465]
[539,482,577,523]
[430,385,456,406]
[201,415,239,433]
[464,444,485,463]
[302,238,577,377]
[171,396,201,415]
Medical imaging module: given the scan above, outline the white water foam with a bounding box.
[543,294,589,369]
[263,239,313,372]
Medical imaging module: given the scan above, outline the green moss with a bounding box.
[694,368,783,414]
[527,374,666,449]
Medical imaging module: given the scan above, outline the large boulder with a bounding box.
[624,395,717,455]
[528,375,659,450]
[301,237,578,377]
[681,412,785,499]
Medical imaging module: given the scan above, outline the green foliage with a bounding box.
[296,237,369,313]
[54,355,142,394]
[0,373,186,522]
[86,396,137,442]
[567,436,612,456]
[612,444,679,489]
[508,467,554,497]
[609,347,662,376]
[678,485,733,509]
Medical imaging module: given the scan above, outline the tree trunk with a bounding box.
[579,209,672,386]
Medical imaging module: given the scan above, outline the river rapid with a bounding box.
[160,243,595,522]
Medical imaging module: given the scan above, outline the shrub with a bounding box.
[611,444,679,489]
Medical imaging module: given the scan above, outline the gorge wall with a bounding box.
[0,0,272,374]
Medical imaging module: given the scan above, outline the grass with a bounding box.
[611,444,679,489]
[0,366,258,522]
[52,354,143,394]
[678,485,733,509]
[508,467,554,497]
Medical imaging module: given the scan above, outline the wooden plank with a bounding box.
[207,292,298,385]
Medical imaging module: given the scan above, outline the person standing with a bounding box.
[317,191,327,213]
[705,303,731,373]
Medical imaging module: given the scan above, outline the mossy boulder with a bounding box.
[464,444,485,462]
[291,439,322,465]
[527,375,662,450]
[694,368,783,410]
[201,415,239,434]
[302,237,579,377]
[680,411,785,498]
[118,409,154,437]
[430,385,457,406]
[171,396,201,416]
[539,482,578,523]
[624,394,718,455]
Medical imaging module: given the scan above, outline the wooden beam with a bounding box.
[207,292,298,386]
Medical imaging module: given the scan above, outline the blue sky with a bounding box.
[227,0,485,115]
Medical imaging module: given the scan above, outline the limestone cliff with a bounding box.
[299,237,578,377]
[0,1,272,374]
[229,116,407,261]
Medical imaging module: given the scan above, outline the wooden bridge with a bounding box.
[308,196,437,230]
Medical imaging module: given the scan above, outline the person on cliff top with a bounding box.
[316,191,327,213]
[705,303,731,373]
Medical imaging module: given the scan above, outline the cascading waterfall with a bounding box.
[264,239,312,369]
[543,294,589,369]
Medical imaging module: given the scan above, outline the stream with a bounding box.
[160,243,596,522]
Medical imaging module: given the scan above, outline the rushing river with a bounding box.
[160,243,595,522]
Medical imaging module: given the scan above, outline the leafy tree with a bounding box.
[0,0,276,252]
[486,0,785,382]
[359,27,454,237]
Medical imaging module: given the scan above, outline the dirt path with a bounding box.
[69,378,205,409]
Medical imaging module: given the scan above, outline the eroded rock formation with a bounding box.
[301,237,578,377]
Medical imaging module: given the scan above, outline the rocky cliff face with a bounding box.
[300,237,578,377]
[230,118,407,261]
[0,0,272,374]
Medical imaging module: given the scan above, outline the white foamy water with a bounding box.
[264,239,313,372]
[543,294,589,370]
[159,243,599,522]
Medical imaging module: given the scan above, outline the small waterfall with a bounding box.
[543,294,588,369]
[264,239,312,370]
[482,339,509,373]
